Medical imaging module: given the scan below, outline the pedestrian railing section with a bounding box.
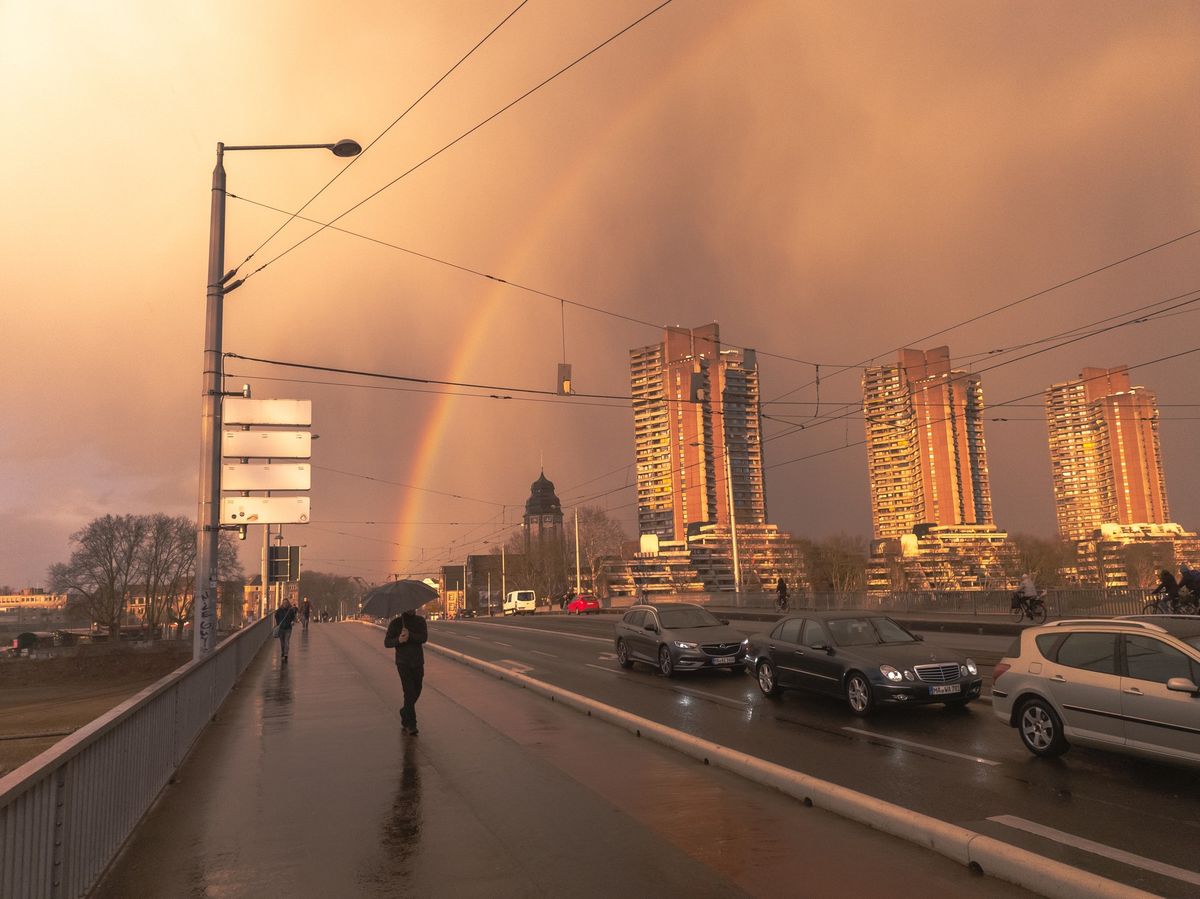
[718,588,1153,617]
[0,617,272,899]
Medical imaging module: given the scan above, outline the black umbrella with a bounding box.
[360,579,438,619]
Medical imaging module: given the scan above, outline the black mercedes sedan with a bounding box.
[742,612,982,715]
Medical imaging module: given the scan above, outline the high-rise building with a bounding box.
[1045,366,1170,542]
[862,346,993,539]
[630,323,765,542]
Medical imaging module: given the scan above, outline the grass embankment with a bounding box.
[0,643,192,777]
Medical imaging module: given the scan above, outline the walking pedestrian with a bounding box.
[385,610,428,735]
[273,598,297,663]
[301,597,313,631]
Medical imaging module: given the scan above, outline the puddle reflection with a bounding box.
[360,735,423,890]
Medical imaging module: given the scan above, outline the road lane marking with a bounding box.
[586,663,622,675]
[842,727,1000,766]
[598,652,617,661]
[674,687,749,710]
[496,659,533,675]
[477,623,610,644]
[988,815,1200,887]
[531,650,558,658]
[493,641,512,647]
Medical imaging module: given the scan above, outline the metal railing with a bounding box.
[605,588,1156,618]
[0,617,272,899]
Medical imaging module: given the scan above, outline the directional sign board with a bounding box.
[221,496,310,525]
[222,463,311,491]
[222,430,311,459]
[224,398,312,426]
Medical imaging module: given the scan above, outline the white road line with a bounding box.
[842,727,1001,766]
[493,641,512,647]
[674,687,749,710]
[478,622,610,644]
[531,650,558,658]
[586,663,622,675]
[988,815,1200,887]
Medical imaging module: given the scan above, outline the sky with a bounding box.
[2,0,1198,588]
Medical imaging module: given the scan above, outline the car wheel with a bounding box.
[1031,602,1048,625]
[756,660,780,697]
[658,645,675,678]
[616,639,633,669]
[845,672,874,716]
[1018,698,1069,758]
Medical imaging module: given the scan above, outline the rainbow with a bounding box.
[392,4,765,569]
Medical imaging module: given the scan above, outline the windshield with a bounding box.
[827,617,916,646]
[1185,636,1200,653]
[512,592,533,602]
[658,607,721,629]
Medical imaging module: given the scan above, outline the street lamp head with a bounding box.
[331,139,362,158]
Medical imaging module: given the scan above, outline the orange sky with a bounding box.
[2,0,1198,586]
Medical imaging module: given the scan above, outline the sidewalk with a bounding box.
[92,623,1027,897]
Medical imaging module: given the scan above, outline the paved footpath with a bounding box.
[94,623,1030,898]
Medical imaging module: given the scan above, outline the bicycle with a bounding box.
[1143,594,1199,615]
[775,592,789,614]
[1011,591,1048,624]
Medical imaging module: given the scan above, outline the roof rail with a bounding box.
[1042,618,1167,633]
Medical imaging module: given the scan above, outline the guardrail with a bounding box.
[605,588,1155,618]
[0,617,272,899]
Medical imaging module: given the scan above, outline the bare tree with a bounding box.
[574,506,629,590]
[49,514,147,640]
[803,534,868,593]
[1009,533,1073,587]
[137,514,195,640]
[166,529,243,638]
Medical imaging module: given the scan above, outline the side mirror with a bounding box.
[809,643,832,654]
[913,634,924,642]
[1166,677,1200,695]
[719,619,729,625]
[644,623,657,633]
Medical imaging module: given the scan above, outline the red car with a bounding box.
[566,594,601,615]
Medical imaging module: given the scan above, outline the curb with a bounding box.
[420,634,1153,899]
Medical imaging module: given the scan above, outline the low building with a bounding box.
[1072,522,1200,588]
[867,524,1019,593]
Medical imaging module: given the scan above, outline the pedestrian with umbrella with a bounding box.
[363,580,437,736]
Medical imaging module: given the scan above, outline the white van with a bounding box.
[503,590,536,616]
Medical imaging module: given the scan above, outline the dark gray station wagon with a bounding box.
[614,603,746,677]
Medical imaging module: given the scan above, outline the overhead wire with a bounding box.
[238,0,679,286]
[232,0,532,276]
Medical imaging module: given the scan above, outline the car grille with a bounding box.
[702,643,742,656]
[914,663,960,683]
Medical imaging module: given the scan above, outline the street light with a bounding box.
[194,138,360,660]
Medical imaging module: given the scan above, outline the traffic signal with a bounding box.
[268,545,301,583]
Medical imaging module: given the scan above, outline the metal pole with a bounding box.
[725,449,741,601]
[260,523,270,620]
[574,507,581,593]
[487,571,492,616]
[194,143,226,660]
[501,545,507,608]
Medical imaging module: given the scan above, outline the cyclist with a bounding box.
[1013,573,1039,618]
[1151,569,1181,613]
[776,577,789,613]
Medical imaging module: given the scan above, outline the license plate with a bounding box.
[930,684,960,695]
[712,656,736,665]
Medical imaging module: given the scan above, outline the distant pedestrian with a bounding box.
[301,598,313,631]
[273,598,297,663]
[385,610,428,735]
[776,578,789,612]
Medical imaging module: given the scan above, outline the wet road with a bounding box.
[93,623,1029,898]
[430,615,1200,898]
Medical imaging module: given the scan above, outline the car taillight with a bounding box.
[992,661,1011,682]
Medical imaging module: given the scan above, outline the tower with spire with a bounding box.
[523,469,565,554]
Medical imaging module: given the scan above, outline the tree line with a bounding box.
[49,514,243,640]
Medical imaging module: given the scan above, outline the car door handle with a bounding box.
[1050,675,1066,682]
[1123,687,1144,696]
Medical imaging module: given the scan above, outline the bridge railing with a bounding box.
[0,617,272,899]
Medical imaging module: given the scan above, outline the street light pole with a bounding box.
[194,138,360,660]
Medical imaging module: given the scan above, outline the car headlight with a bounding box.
[903,669,915,681]
[674,641,699,650]
[880,665,903,682]
[965,659,978,676]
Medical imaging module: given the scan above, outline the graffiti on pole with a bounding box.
[199,588,214,653]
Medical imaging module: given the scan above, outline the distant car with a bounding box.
[742,612,981,716]
[614,603,746,677]
[992,616,1200,765]
[566,594,600,615]
[459,609,477,619]
[503,590,537,616]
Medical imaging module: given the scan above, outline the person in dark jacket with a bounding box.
[301,598,313,631]
[274,598,298,663]
[1152,569,1181,611]
[385,610,428,735]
